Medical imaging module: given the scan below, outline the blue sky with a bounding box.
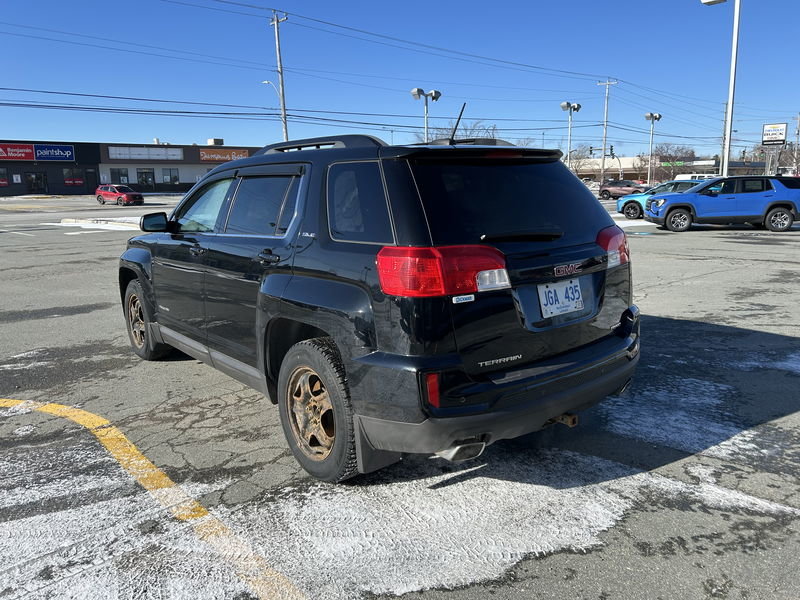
[3,0,798,157]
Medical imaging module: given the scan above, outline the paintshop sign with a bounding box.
[0,143,75,161]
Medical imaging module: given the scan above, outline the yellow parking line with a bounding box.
[0,398,303,600]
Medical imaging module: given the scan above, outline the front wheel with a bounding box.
[600,190,611,200]
[623,202,642,219]
[117,196,124,206]
[124,280,172,360]
[765,207,794,232]
[277,337,358,482]
[666,208,692,232]
[97,195,105,205]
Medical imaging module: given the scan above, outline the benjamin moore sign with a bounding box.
[762,123,788,146]
[0,143,75,161]
[199,148,249,162]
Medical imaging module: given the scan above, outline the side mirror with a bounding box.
[703,190,718,197]
[140,212,169,232]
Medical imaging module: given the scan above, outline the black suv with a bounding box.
[119,135,640,482]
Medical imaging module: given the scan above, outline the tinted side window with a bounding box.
[327,162,393,244]
[225,176,295,236]
[777,177,800,189]
[175,178,233,233]
[676,182,694,192]
[720,180,736,194]
[739,179,765,193]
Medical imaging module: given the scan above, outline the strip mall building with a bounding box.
[0,139,261,197]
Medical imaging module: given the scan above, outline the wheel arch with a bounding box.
[664,203,696,218]
[765,201,798,217]
[264,318,332,404]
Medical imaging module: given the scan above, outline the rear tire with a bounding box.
[623,202,642,219]
[97,195,105,205]
[666,208,692,232]
[765,207,794,232]
[277,337,358,482]
[600,190,611,200]
[124,280,172,361]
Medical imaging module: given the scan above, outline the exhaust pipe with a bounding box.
[435,441,486,462]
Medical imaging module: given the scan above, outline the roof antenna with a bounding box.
[448,103,467,145]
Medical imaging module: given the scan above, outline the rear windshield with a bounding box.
[410,159,610,245]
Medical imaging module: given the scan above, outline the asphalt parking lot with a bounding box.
[1,195,799,599]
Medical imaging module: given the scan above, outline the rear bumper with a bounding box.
[355,319,640,455]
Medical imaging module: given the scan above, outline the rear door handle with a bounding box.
[258,250,281,264]
[189,246,206,256]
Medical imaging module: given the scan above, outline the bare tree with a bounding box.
[652,144,696,181]
[633,153,650,182]
[568,145,592,176]
[413,120,498,143]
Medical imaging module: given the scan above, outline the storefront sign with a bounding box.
[199,148,249,162]
[12,174,21,183]
[0,143,76,161]
[762,123,788,146]
[64,178,84,186]
[34,144,75,161]
[0,177,7,186]
[0,144,35,161]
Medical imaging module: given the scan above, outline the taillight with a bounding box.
[596,225,629,269]
[424,373,440,408]
[376,245,510,297]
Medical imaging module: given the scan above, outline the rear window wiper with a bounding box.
[480,229,564,243]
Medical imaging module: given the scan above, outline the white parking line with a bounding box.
[0,229,35,236]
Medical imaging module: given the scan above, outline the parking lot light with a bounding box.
[701,0,741,176]
[645,112,662,186]
[411,88,442,143]
[560,101,581,171]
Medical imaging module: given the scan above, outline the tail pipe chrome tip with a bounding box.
[435,441,487,463]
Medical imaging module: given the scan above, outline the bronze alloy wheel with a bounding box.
[127,293,146,349]
[286,366,335,461]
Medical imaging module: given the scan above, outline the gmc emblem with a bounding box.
[554,263,582,276]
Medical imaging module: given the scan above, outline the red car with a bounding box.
[96,185,144,206]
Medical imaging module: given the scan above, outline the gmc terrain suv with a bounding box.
[119,135,640,482]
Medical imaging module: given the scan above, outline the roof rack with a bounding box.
[259,134,387,154]
[425,137,516,147]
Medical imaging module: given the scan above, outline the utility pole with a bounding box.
[794,112,799,176]
[597,79,617,183]
[270,10,289,142]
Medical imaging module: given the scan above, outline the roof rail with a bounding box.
[425,137,516,147]
[259,134,387,154]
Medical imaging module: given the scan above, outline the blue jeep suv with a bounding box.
[644,176,800,232]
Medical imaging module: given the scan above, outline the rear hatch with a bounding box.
[408,155,631,376]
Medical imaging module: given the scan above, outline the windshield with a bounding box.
[114,185,135,193]
[686,178,721,194]
[647,183,670,194]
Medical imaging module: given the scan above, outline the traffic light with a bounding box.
[609,145,616,158]
[589,146,594,156]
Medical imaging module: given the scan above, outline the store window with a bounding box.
[110,168,129,184]
[137,168,155,188]
[162,168,179,184]
[62,168,85,186]
[0,168,8,186]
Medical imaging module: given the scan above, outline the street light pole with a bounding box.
[597,79,617,183]
[560,101,581,171]
[702,0,741,176]
[645,112,662,186]
[410,88,442,143]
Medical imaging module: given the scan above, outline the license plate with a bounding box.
[537,279,584,318]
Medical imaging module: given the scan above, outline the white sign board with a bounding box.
[762,123,787,146]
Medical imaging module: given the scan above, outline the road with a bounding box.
[0,196,798,599]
